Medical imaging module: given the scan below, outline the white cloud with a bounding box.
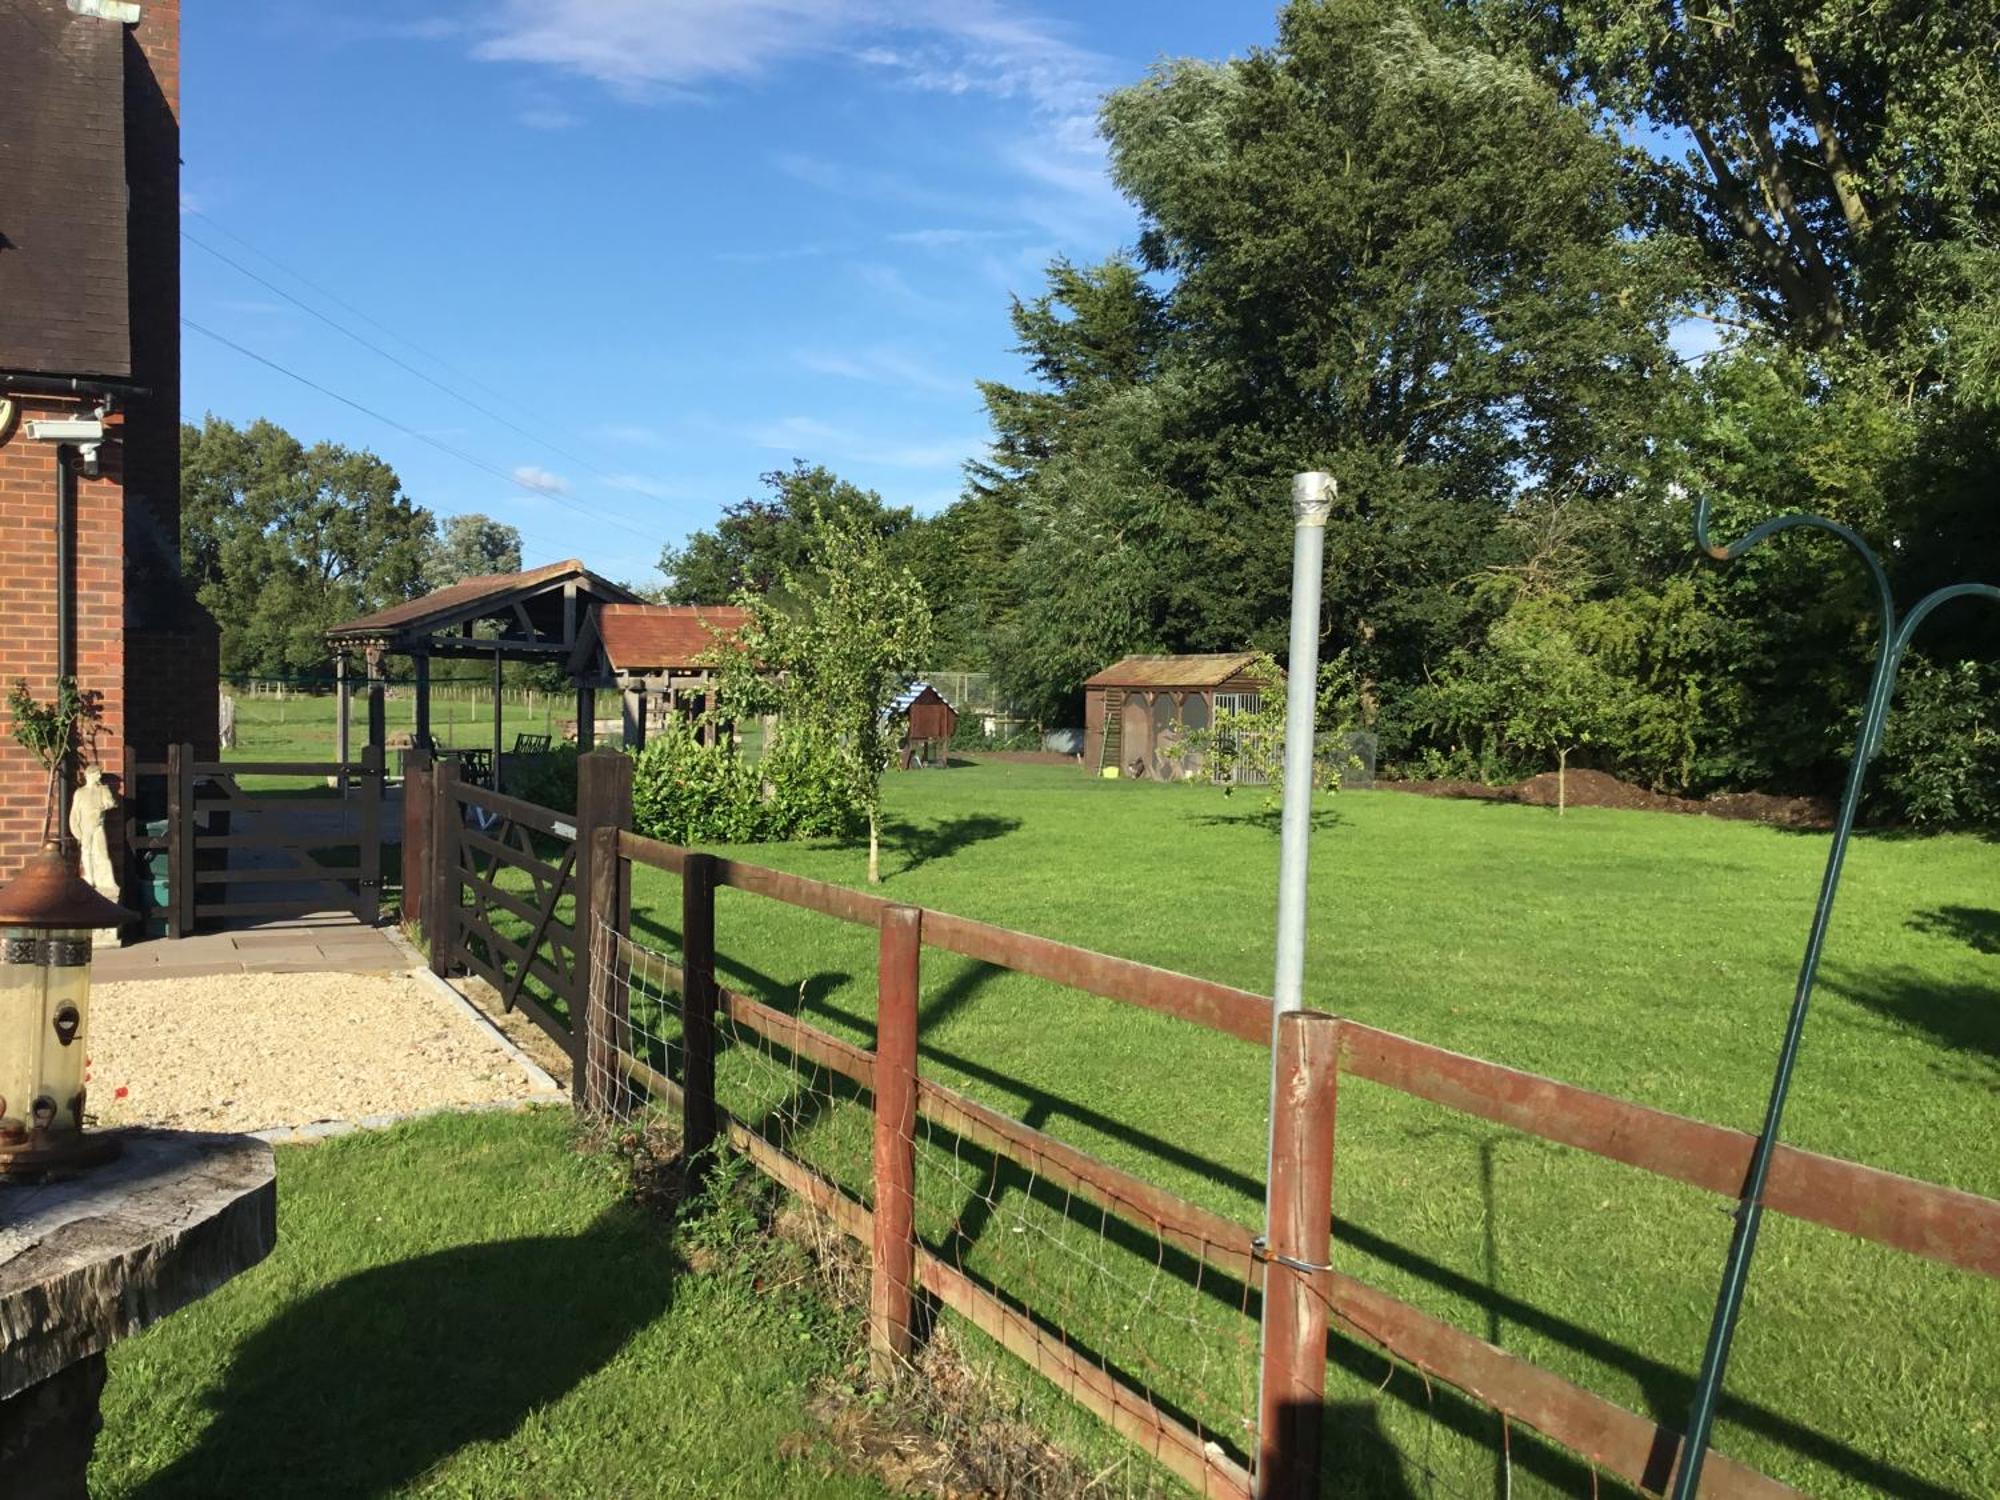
[518,105,581,129]
[795,345,960,394]
[887,226,1025,249]
[511,464,573,495]
[746,415,978,470]
[469,1,1126,244]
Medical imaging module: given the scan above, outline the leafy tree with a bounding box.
[1178,650,1363,809]
[658,463,919,606]
[181,416,433,678]
[425,513,522,590]
[714,503,934,884]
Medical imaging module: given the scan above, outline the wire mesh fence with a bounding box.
[582,911,1264,1492]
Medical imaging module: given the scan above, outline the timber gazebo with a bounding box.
[324,560,641,778]
[568,603,753,749]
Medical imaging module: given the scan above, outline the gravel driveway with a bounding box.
[88,968,559,1134]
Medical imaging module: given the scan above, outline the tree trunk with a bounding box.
[867,809,881,885]
[1558,746,1568,817]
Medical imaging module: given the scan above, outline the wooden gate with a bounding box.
[144,745,385,935]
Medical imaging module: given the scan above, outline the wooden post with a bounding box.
[680,851,718,1182]
[413,652,430,745]
[575,680,596,752]
[491,646,504,791]
[357,744,383,926]
[429,755,460,977]
[584,825,628,1113]
[574,750,635,1084]
[1256,1010,1340,1500]
[870,904,923,1380]
[165,742,190,940]
[366,651,386,758]
[403,747,432,933]
[336,652,351,794]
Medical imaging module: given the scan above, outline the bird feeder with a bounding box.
[0,841,132,1178]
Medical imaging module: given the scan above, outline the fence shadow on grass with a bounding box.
[130,1203,675,1500]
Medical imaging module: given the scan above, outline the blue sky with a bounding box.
[180,2,1276,587]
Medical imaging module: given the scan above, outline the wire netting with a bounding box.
[583,912,1263,1484]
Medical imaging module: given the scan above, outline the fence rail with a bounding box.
[570,811,2000,1499]
[394,751,1998,1498]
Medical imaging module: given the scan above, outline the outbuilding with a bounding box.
[887,682,958,768]
[567,603,755,748]
[1081,653,1275,779]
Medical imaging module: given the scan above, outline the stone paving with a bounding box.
[94,914,408,982]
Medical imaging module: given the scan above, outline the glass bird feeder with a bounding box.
[0,840,132,1179]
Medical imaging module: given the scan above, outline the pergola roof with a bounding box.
[325,559,640,660]
[1083,653,1269,690]
[570,604,752,677]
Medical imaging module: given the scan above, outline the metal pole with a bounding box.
[1253,471,1335,1457]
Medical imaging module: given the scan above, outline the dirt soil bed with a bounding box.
[958,749,1080,766]
[1385,767,1834,827]
[89,970,555,1133]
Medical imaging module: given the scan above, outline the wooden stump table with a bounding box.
[0,1132,276,1497]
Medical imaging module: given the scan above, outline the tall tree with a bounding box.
[181,416,433,678]
[425,513,522,590]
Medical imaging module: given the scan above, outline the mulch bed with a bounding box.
[1384,767,1835,828]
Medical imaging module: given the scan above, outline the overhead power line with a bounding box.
[182,228,634,488]
[182,316,660,550]
[185,207,532,419]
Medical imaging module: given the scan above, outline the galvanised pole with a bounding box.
[1254,471,1335,1492]
[1672,498,1999,1498]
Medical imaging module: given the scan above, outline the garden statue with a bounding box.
[67,765,122,946]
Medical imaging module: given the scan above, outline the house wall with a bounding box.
[0,2,212,881]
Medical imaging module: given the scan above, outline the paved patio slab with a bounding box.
[94,917,406,982]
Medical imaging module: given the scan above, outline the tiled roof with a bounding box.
[0,0,132,379]
[325,559,620,639]
[1082,653,1268,690]
[595,604,753,671]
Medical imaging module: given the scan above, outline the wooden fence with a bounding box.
[405,752,2000,1498]
[134,746,384,934]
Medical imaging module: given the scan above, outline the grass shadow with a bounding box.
[1192,804,1346,833]
[131,1204,675,1500]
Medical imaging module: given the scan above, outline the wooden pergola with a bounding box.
[568,603,753,749]
[324,560,641,774]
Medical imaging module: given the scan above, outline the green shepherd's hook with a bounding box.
[1672,498,2000,1498]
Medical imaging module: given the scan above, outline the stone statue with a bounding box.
[67,766,122,945]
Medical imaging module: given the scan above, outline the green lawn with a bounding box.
[221,686,566,766]
[610,760,1997,1498]
[104,763,1994,1497]
[94,1109,891,1500]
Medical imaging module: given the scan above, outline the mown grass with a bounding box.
[599,760,1998,1498]
[93,1109,892,1500]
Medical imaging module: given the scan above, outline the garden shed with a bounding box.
[567,603,754,749]
[887,682,958,768]
[1082,653,1275,779]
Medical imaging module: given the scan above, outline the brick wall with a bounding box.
[0,400,129,873]
[0,2,204,882]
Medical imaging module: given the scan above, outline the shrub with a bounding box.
[758,719,866,840]
[504,743,579,814]
[1870,657,2000,827]
[631,719,768,845]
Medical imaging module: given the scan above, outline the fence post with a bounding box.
[357,743,383,926]
[575,750,635,1087]
[1256,1010,1340,1500]
[429,755,459,978]
[680,851,719,1183]
[870,904,923,1381]
[403,748,432,934]
[584,825,629,1115]
[165,742,190,939]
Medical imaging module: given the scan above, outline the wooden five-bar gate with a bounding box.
[400,752,1999,1498]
